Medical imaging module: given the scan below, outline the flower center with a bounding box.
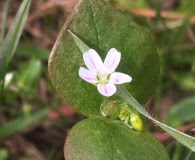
[97,71,110,84]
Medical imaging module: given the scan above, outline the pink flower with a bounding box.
[79,48,132,97]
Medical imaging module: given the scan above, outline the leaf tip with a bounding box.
[67,29,74,37]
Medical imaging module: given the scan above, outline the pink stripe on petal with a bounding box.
[109,72,132,84]
[97,83,116,97]
[83,49,104,71]
[104,48,121,73]
[79,67,98,84]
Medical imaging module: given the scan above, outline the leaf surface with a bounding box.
[64,117,170,160]
[49,0,159,116]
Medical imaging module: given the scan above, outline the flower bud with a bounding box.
[130,114,144,131]
[101,101,121,119]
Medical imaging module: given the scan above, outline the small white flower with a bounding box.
[4,72,13,86]
[79,48,132,97]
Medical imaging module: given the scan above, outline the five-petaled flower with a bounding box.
[79,48,132,97]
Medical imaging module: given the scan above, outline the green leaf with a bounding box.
[48,0,159,117]
[16,44,50,60]
[116,85,195,152]
[68,30,90,53]
[167,96,195,124]
[54,7,195,151]
[0,108,50,140]
[0,148,9,160]
[0,0,31,82]
[0,0,11,44]
[64,117,170,160]
[18,58,42,93]
[107,0,149,10]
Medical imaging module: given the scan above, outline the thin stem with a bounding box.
[0,79,5,104]
[102,96,108,105]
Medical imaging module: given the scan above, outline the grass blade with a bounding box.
[0,108,50,140]
[0,0,31,85]
[0,0,11,44]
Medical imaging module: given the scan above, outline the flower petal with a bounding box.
[97,83,116,97]
[83,49,104,71]
[104,48,121,73]
[109,72,132,84]
[79,67,98,83]
[4,73,13,86]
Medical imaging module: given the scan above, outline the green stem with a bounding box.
[102,96,108,105]
[0,79,5,104]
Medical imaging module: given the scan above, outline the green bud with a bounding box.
[101,101,121,119]
[101,100,144,132]
[130,114,144,131]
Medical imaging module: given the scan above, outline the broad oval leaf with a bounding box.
[48,0,159,116]
[64,117,170,160]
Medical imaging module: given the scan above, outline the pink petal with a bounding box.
[97,83,116,97]
[104,48,121,73]
[109,72,132,84]
[79,67,98,83]
[83,49,104,71]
